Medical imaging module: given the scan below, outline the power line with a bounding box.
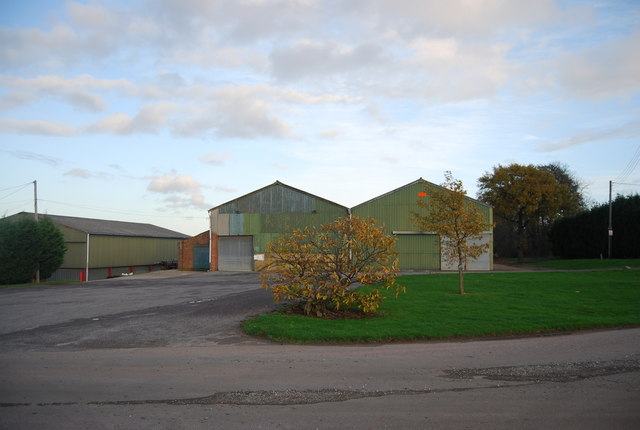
[0,181,33,193]
[615,143,640,183]
[0,182,32,201]
[611,181,640,186]
[39,198,209,220]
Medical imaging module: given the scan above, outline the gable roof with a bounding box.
[352,178,492,209]
[209,180,348,212]
[12,212,189,239]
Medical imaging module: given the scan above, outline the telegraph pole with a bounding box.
[33,180,38,220]
[608,180,613,259]
[34,180,40,283]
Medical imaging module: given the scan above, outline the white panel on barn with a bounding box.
[440,233,492,271]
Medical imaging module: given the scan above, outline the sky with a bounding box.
[1,0,639,236]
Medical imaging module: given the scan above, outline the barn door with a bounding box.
[193,246,210,271]
[218,236,254,271]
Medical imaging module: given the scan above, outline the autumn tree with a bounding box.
[539,162,586,214]
[412,172,491,295]
[477,163,575,261]
[260,215,403,317]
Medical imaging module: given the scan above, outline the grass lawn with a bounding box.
[523,258,640,270]
[243,271,640,343]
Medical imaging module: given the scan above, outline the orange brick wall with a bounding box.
[178,231,210,270]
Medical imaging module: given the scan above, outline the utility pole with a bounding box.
[608,180,613,259]
[33,180,38,220]
[34,180,40,283]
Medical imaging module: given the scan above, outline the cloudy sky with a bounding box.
[1,0,639,235]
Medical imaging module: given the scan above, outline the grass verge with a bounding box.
[523,258,640,270]
[243,271,640,343]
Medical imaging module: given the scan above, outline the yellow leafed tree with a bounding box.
[260,215,403,317]
[412,172,491,294]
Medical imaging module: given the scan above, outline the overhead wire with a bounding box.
[38,198,209,220]
[615,143,640,183]
[0,182,32,201]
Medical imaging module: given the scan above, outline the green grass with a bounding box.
[0,280,79,289]
[523,258,640,270]
[243,271,640,343]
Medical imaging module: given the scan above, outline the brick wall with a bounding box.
[178,231,210,270]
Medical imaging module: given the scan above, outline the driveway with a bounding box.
[0,270,275,349]
[0,270,639,429]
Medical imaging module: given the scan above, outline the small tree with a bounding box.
[0,217,40,284]
[260,215,403,317]
[0,216,67,284]
[412,172,490,295]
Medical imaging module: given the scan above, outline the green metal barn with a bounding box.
[352,178,493,271]
[208,181,349,271]
[206,179,493,272]
[8,212,189,281]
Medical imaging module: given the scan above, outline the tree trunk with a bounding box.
[458,264,465,295]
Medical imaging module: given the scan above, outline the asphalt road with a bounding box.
[0,270,639,429]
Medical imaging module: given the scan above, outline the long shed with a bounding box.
[9,212,189,281]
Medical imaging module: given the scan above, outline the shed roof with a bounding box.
[352,178,492,209]
[209,180,348,212]
[13,212,189,239]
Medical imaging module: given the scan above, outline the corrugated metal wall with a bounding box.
[88,236,181,267]
[394,234,441,270]
[54,224,182,269]
[211,183,349,254]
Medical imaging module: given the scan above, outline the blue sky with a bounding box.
[1,0,639,235]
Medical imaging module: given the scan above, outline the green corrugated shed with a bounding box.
[209,178,493,272]
[352,178,493,270]
[210,181,349,254]
[7,212,189,280]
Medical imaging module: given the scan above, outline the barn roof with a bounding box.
[13,212,189,239]
[352,178,492,209]
[209,180,348,212]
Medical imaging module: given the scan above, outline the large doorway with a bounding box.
[218,236,254,271]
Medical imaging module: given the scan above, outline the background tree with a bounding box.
[477,163,577,261]
[0,216,67,284]
[37,217,67,279]
[412,172,490,295]
[539,162,586,213]
[260,215,403,317]
[550,194,639,258]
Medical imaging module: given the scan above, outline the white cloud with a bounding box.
[3,150,61,166]
[147,172,210,209]
[270,40,387,82]
[148,173,206,194]
[558,31,640,100]
[215,94,291,138]
[538,119,640,152]
[200,152,232,165]
[0,118,77,136]
[347,0,576,40]
[63,168,112,179]
[87,102,175,135]
[319,129,342,139]
[0,74,136,112]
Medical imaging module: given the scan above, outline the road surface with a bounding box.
[1,271,638,429]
